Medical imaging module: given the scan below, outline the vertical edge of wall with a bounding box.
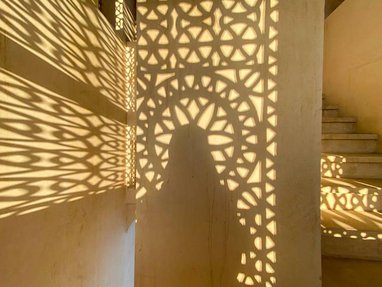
[276,0,324,286]
[125,39,138,287]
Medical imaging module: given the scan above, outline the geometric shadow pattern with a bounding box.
[137,0,279,285]
[0,0,136,217]
[115,0,137,42]
[0,69,126,216]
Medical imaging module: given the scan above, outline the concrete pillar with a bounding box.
[136,0,324,286]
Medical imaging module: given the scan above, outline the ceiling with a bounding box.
[325,0,345,17]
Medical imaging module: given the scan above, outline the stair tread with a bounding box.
[321,178,382,195]
[322,153,382,163]
[322,105,339,110]
[322,133,378,140]
[323,117,357,123]
[321,210,382,233]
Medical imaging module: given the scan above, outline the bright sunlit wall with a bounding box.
[0,0,136,286]
[135,0,324,286]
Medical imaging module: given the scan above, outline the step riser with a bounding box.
[321,140,377,153]
[322,162,382,179]
[322,234,382,261]
[320,100,382,261]
[321,193,382,212]
[323,110,339,117]
[322,122,356,134]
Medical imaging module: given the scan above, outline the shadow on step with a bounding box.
[321,209,382,261]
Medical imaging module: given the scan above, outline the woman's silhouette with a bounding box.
[145,125,229,287]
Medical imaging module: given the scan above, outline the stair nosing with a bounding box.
[322,133,378,140]
[322,153,382,163]
[321,210,382,233]
[321,178,382,195]
[322,105,339,110]
[322,117,357,123]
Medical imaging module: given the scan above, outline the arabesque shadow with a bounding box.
[136,0,280,286]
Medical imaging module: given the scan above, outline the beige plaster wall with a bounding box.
[324,0,382,151]
[136,0,324,286]
[0,1,135,286]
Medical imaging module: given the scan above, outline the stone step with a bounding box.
[321,133,378,153]
[322,257,382,287]
[322,105,339,117]
[321,210,382,261]
[322,117,357,134]
[321,178,382,211]
[321,153,382,179]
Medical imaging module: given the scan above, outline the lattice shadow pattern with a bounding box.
[0,0,136,217]
[136,0,279,286]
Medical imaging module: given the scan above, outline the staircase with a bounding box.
[321,96,382,261]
